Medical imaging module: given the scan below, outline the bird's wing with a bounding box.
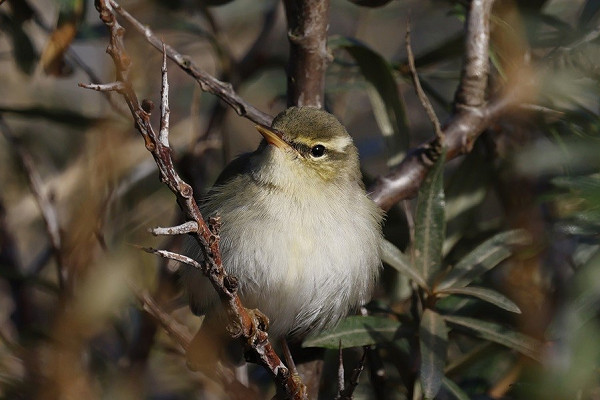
[212,152,253,188]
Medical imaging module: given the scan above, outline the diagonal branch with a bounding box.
[107,0,273,127]
[83,1,306,398]
[0,116,67,290]
[368,0,526,211]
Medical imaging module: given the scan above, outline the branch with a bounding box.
[405,22,443,142]
[142,247,203,271]
[0,116,67,290]
[132,288,193,353]
[150,221,199,236]
[454,0,493,109]
[283,0,331,107]
[107,0,273,127]
[339,347,368,400]
[85,1,306,398]
[368,0,522,211]
[336,344,344,398]
[21,0,127,116]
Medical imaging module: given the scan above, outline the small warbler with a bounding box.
[183,106,383,359]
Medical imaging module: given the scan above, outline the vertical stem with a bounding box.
[454,0,495,109]
[283,0,331,108]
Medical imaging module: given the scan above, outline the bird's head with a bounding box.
[255,107,362,186]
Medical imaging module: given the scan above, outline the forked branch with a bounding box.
[368,0,524,211]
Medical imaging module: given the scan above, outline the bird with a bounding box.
[182,106,383,368]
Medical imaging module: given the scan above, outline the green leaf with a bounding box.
[442,376,470,400]
[330,36,409,159]
[0,13,38,75]
[12,23,37,75]
[436,230,530,291]
[443,315,542,361]
[548,251,600,337]
[381,239,428,290]
[444,148,491,254]
[420,309,448,400]
[303,316,406,349]
[579,0,600,27]
[0,106,99,127]
[414,151,446,284]
[436,286,521,314]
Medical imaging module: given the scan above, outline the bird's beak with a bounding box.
[255,124,293,151]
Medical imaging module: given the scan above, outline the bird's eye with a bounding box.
[310,144,326,158]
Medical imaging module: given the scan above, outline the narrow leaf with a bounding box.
[580,0,600,26]
[436,286,521,314]
[442,377,470,400]
[303,316,406,349]
[444,148,492,254]
[330,36,409,157]
[420,309,448,400]
[443,315,542,361]
[414,151,446,283]
[436,230,530,290]
[0,106,99,127]
[381,239,428,290]
[0,13,37,75]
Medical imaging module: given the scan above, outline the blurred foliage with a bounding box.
[1,0,600,399]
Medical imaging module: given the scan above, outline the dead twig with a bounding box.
[20,0,127,116]
[150,221,199,236]
[336,343,344,399]
[132,288,192,354]
[106,0,273,127]
[83,1,306,398]
[142,246,202,271]
[339,347,368,400]
[405,22,443,143]
[0,116,67,291]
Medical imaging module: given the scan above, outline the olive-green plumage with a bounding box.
[183,106,383,344]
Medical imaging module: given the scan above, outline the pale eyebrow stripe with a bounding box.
[293,135,353,155]
[323,136,352,152]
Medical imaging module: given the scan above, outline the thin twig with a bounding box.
[282,339,299,376]
[159,44,170,147]
[339,347,368,400]
[79,82,125,92]
[405,22,443,142]
[107,0,273,127]
[23,0,127,116]
[150,221,199,236]
[336,343,345,399]
[0,116,67,290]
[369,0,507,211]
[142,247,203,271]
[131,287,192,353]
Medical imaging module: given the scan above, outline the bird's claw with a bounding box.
[246,308,270,345]
[251,308,269,331]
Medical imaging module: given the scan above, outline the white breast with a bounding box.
[184,149,382,340]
